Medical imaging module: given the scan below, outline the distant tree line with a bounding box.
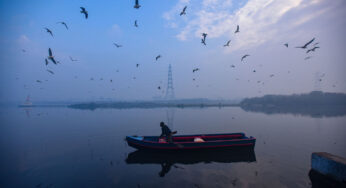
[240,91,346,106]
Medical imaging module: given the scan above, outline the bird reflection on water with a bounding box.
[125,147,256,177]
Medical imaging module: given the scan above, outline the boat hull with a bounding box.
[126,133,256,151]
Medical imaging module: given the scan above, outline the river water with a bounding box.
[1,106,345,187]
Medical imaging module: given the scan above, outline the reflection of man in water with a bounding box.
[159,162,172,177]
[160,122,173,143]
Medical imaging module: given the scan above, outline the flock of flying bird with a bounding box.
[26,0,327,94]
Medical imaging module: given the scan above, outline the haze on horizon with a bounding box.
[0,0,345,103]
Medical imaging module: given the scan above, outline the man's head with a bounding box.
[160,122,165,127]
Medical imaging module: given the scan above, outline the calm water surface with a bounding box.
[1,107,345,187]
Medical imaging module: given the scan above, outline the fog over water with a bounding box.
[0,0,345,103]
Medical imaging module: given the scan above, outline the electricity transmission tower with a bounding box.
[165,64,175,100]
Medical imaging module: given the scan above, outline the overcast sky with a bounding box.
[0,0,345,102]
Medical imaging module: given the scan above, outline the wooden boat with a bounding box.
[126,132,256,151]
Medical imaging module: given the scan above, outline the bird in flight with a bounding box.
[44,28,53,37]
[230,65,235,68]
[47,69,54,75]
[45,58,49,66]
[296,38,315,49]
[136,64,139,67]
[156,55,161,61]
[69,56,78,61]
[270,74,274,77]
[134,0,141,9]
[306,46,319,53]
[80,7,88,19]
[223,40,231,47]
[134,20,138,27]
[284,43,288,47]
[157,86,161,90]
[241,54,250,62]
[36,80,42,83]
[202,33,207,41]
[235,25,240,33]
[201,33,207,45]
[113,43,122,48]
[57,22,68,30]
[192,68,199,73]
[253,70,256,73]
[48,48,57,64]
[180,6,187,16]
[304,56,312,60]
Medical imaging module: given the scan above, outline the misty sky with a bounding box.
[0,0,345,102]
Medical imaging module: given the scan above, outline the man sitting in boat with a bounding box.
[160,122,173,143]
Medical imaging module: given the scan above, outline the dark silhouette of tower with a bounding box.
[165,64,175,100]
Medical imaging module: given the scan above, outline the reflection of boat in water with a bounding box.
[126,147,256,164]
[126,147,256,177]
[126,132,256,151]
[18,95,35,107]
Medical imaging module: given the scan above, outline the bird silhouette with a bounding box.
[253,70,256,73]
[134,0,141,9]
[284,43,288,47]
[270,74,274,77]
[134,20,138,27]
[235,25,239,33]
[44,28,53,37]
[48,48,57,64]
[180,6,187,16]
[296,38,315,49]
[156,55,161,61]
[136,64,139,67]
[241,54,250,62]
[202,33,207,41]
[230,65,235,68]
[223,40,231,47]
[45,58,49,66]
[304,56,312,60]
[57,22,68,29]
[113,43,122,48]
[80,7,88,19]
[192,68,199,73]
[201,33,207,45]
[157,86,161,90]
[306,46,319,53]
[47,69,54,74]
